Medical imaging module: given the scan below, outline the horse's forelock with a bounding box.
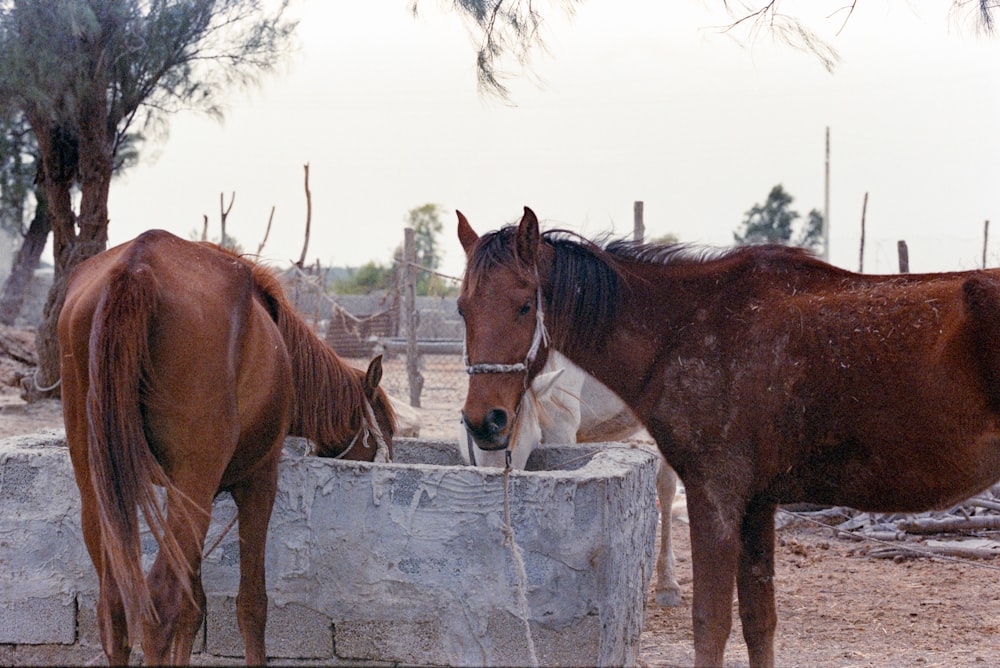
[463,226,537,297]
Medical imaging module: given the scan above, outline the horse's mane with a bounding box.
[605,238,825,268]
[465,226,835,352]
[229,251,386,454]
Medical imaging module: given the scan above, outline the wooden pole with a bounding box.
[822,127,830,261]
[403,227,423,407]
[897,240,909,273]
[858,192,868,273]
[984,219,990,269]
[633,201,644,243]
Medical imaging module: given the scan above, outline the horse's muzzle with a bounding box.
[461,410,510,451]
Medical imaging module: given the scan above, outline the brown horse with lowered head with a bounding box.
[58,229,395,665]
[457,207,1000,668]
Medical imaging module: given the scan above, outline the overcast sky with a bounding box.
[105,0,1000,280]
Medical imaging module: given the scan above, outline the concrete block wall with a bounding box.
[0,432,658,666]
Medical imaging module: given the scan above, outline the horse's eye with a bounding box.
[518,301,531,316]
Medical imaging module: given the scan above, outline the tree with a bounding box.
[331,204,455,297]
[0,0,296,395]
[405,203,449,295]
[734,184,824,252]
[426,1,998,97]
[0,109,43,326]
[333,260,394,295]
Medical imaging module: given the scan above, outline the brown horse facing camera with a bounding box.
[58,230,395,666]
[456,207,1000,668]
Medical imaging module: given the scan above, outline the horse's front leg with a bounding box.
[686,484,743,667]
[654,460,683,607]
[737,500,778,668]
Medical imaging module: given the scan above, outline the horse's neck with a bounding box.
[550,270,691,409]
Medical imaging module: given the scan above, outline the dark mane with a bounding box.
[248,259,395,454]
[466,226,841,352]
[605,238,824,268]
[543,230,625,351]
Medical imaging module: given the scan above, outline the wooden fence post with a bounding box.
[403,227,423,407]
[633,201,644,243]
[984,219,990,269]
[897,240,909,273]
[858,192,868,273]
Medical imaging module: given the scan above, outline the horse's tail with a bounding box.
[86,260,191,638]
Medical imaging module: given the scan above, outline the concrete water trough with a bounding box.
[0,432,659,667]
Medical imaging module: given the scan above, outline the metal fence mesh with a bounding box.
[281,265,466,440]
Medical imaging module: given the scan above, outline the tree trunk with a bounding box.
[0,189,49,326]
[23,77,113,401]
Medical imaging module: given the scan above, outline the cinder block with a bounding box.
[205,594,333,659]
[0,596,76,644]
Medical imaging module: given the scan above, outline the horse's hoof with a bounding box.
[654,588,683,607]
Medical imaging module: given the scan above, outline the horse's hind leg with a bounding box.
[229,454,280,666]
[654,460,683,607]
[737,500,778,668]
[68,443,132,664]
[96,555,132,665]
[141,487,214,666]
[170,576,206,663]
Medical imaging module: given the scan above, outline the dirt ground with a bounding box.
[3,329,1000,666]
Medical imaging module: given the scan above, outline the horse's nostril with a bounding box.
[484,408,508,435]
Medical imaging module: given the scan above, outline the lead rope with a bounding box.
[501,459,539,668]
[361,398,392,463]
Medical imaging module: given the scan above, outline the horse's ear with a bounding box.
[516,207,540,266]
[365,354,384,393]
[457,210,478,255]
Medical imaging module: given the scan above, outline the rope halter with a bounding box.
[463,287,549,376]
[324,396,391,463]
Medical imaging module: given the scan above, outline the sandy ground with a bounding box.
[3,351,1000,666]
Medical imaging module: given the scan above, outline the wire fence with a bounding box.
[279,246,467,440]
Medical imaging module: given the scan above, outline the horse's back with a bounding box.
[655,265,1000,511]
[60,230,292,483]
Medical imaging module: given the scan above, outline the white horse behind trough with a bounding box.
[459,350,683,607]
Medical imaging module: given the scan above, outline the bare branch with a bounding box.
[258,204,275,255]
[296,162,311,269]
[414,0,579,99]
[219,191,234,248]
[719,1,840,72]
[950,0,1000,34]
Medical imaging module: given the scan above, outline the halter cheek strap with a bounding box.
[323,397,391,463]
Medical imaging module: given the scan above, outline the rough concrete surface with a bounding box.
[0,433,658,666]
